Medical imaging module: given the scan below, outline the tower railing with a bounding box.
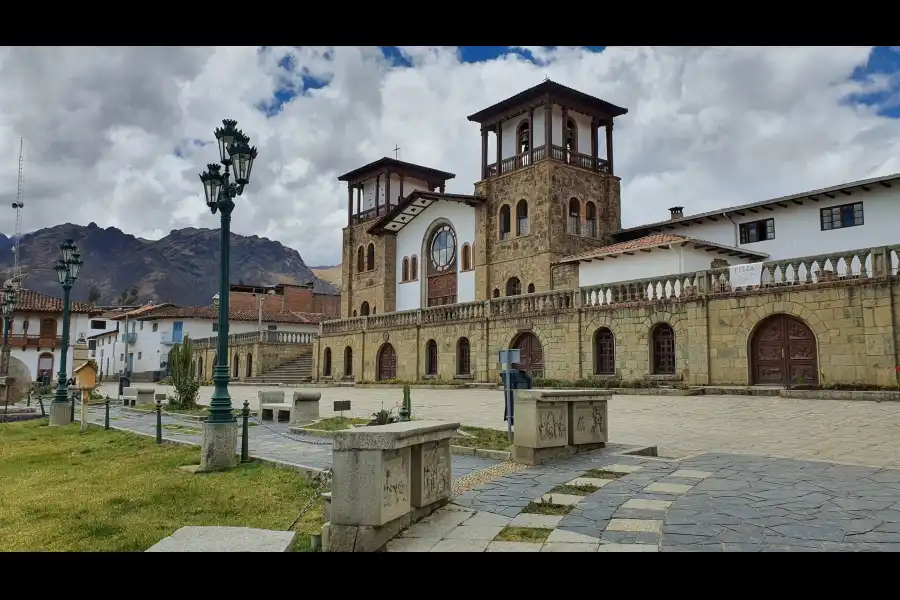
[485,144,608,179]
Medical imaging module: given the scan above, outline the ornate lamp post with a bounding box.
[1,280,17,375]
[49,239,83,426]
[198,119,258,470]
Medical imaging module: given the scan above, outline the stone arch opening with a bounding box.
[750,314,818,386]
[376,343,397,381]
[593,327,615,375]
[511,331,543,378]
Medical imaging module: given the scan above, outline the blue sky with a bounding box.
[260,46,900,119]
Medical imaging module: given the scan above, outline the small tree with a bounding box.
[170,336,200,408]
[87,286,102,305]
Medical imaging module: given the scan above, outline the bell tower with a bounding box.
[467,80,628,298]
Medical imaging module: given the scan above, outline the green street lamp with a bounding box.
[1,280,17,375]
[197,119,258,468]
[49,239,83,426]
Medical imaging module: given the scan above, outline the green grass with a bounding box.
[494,526,552,543]
[549,483,599,495]
[451,426,513,451]
[304,416,370,431]
[521,500,571,516]
[0,420,325,552]
[583,469,624,480]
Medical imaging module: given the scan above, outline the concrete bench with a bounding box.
[513,389,610,465]
[122,387,155,406]
[257,390,321,425]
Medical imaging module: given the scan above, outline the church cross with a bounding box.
[393,144,400,159]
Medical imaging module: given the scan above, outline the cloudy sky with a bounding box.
[1,46,899,267]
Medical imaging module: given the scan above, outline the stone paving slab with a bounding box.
[147,526,295,552]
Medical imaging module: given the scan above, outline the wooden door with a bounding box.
[40,318,56,340]
[752,315,817,386]
[378,344,397,381]
[514,333,544,378]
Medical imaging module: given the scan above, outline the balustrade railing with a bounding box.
[319,245,900,332]
[190,330,317,348]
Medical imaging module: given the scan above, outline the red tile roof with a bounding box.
[108,303,175,320]
[137,305,325,325]
[558,233,769,264]
[13,289,100,315]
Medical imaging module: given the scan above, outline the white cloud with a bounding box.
[0,46,897,267]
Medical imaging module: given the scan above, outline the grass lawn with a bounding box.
[451,426,513,451]
[0,420,325,552]
[304,416,369,431]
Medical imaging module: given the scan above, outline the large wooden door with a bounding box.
[751,315,818,386]
[378,343,397,381]
[513,333,544,378]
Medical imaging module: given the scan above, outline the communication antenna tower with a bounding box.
[11,137,26,286]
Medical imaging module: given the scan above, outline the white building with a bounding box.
[95,304,320,381]
[6,289,103,383]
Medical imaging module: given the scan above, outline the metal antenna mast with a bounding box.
[11,138,26,285]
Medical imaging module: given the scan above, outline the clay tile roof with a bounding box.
[14,289,99,314]
[558,233,770,264]
[137,305,325,325]
[109,303,175,320]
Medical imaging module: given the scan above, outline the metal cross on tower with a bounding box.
[394,144,400,159]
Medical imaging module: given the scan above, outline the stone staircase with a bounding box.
[244,354,312,385]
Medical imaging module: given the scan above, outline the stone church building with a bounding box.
[314,80,900,388]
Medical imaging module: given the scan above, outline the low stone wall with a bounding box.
[191,339,311,381]
[781,389,900,402]
[324,420,458,552]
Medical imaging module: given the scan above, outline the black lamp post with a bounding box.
[50,239,82,425]
[1,281,17,375]
[198,120,258,431]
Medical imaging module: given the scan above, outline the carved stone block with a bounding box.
[571,401,608,445]
[410,439,451,508]
[331,446,411,527]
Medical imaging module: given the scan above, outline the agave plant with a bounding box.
[170,336,200,408]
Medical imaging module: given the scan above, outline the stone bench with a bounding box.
[258,390,321,425]
[122,387,155,406]
[324,420,459,552]
[513,389,610,466]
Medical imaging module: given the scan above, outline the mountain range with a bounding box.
[0,223,339,306]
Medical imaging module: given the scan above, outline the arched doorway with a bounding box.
[232,353,239,378]
[512,332,543,378]
[751,314,818,386]
[197,356,203,380]
[377,343,397,381]
[425,223,458,306]
[246,353,253,378]
[37,352,54,383]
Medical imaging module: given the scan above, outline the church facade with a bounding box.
[314,81,900,388]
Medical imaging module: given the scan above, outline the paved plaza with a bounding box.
[86,384,900,551]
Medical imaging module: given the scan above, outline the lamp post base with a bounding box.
[200,420,238,472]
[48,402,72,427]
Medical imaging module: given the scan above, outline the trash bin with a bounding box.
[501,369,533,426]
[118,376,131,396]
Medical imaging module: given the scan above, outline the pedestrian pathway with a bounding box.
[74,403,498,480]
[388,448,900,552]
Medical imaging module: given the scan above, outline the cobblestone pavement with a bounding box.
[387,447,900,552]
[77,403,498,478]
[98,383,900,468]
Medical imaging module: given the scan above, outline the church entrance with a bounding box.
[377,343,397,381]
[512,332,544,378]
[750,314,818,386]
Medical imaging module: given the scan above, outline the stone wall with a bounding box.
[318,245,900,387]
[192,333,313,381]
[341,222,397,318]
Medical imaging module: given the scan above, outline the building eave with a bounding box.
[367,191,486,236]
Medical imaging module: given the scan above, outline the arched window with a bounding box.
[594,328,615,375]
[367,243,375,271]
[493,288,500,298]
[506,277,521,297]
[410,255,418,280]
[425,339,438,376]
[352,310,357,317]
[651,323,676,375]
[527,283,535,294]
[585,201,597,238]
[402,257,410,282]
[40,317,57,339]
[427,224,458,306]
[356,246,365,273]
[197,356,203,380]
[246,353,253,378]
[568,198,581,235]
[360,301,370,316]
[499,205,511,240]
[565,117,578,157]
[516,200,529,235]
[323,347,332,377]
[517,120,530,156]
[344,346,353,377]
[461,244,471,271]
[232,353,240,378]
[457,337,471,375]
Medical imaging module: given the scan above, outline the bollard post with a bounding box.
[155,399,162,444]
[104,397,110,430]
[70,393,75,423]
[241,400,250,463]
[38,397,45,417]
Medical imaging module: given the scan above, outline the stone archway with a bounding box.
[377,343,397,381]
[750,314,818,386]
[511,332,544,378]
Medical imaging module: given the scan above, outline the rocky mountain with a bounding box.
[310,264,342,286]
[0,223,339,306]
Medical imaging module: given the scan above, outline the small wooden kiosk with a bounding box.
[73,361,99,432]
